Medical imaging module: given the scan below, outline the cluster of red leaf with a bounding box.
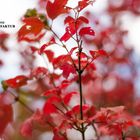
[0,0,140,139]
[18,17,45,42]
[108,0,140,15]
[0,93,13,136]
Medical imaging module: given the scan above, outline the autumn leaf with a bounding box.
[20,119,33,137]
[30,46,38,54]
[94,106,125,124]
[69,47,78,55]
[46,0,69,20]
[18,17,45,42]
[53,55,71,68]
[30,67,48,79]
[63,92,77,105]
[78,16,89,24]
[0,93,13,136]
[79,27,95,36]
[59,80,71,89]
[90,49,108,59]
[64,16,75,25]
[43,88,60,96]
[20,110,46,137]
[44,50,54,62]
[53,120,71,140]
[38,37,55,55]
[43,102,58,115]
[61,16,89,42]
[43,96,61,115]
[60,63,76,79]
[2,75,28,89]
[60,26,75,42]
[76,0,95,12]
[66,105,90,118]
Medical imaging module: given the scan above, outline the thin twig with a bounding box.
[9,91,34,113]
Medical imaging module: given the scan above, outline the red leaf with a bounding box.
[18,17,45,42]
[76,52,88,59]
[61,16,89,42]
[20,110,46,137]
[0,93,13,136]
[109,120,134,136]
[38,37,55,55]
[44,50,54,62]
[43,102,57,115]
[53,55,71,68]
[64,16,89,26]
[30,67,48,79]
[72,105,89,114]
[3,75,28,88]
[19,32,45,42]
[79,27,95,36]
[66,105,89,117]
[46,0,69,20]
[90,50,108,59]
[60,31,71,42]
[60,26,75,42]
[43,96,61,115]
[101,106,125,114]
[43,88,60,96]
[69,47,78,55]
[94,106,125,124]
[53,120,71,140]
[64,16,75,25]
[20,119,33,137]
[60,63,76,79]
[39,44,48,55]
[30,46,38,54]
[98,50,108,56]
[77,16,89,24]
[85,106,96,120]
[77,0,94,12]
[59,80,71,89]
[63,92,77,105]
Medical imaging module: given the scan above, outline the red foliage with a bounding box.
[18,17,45,42]
[1,0,140,139]
[60,63,76,79]
[79,27,95,37]
[90,50,108,59]
[2,75,28,89]
[46,0,69,20]
[0,93,13,136]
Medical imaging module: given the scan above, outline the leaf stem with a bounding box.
[121,131,126,140]
[10,91,34,113]
[92,123,100,140]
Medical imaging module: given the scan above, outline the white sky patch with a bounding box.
[0,0,37,33]
[120,14,140,54]
[127,18,140,54]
